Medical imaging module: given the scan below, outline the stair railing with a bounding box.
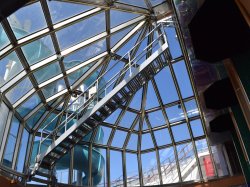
[37,23,168,157]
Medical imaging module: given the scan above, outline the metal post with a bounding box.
[128,51,132,76]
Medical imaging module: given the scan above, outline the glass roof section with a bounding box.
[0,0,217,186]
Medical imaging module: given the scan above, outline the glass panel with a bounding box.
[42,78,66,99]
[128,88,142,110]
[48,1,93,23]
[72,145,89,186]
[110,150,123,186]
[0,24,10,50]
[155,67,179,104]
[190,119,204,138]
[94,126,111,145]
[165,105,185,124]
[111,130,127,148]
[0,52,24,88]
[119,111,137,129]
[173,61,193,98]
[67,62,94,85]
[150,0,166,6]
[126,153,139,186]
[141,133,154,150]
[164,27,182,58]
[63,39,106,70]
[56,12,106,50]
[126,133,138,151]
[195,139,215,180]
[8,2,47,39]
[118,0,147,8]
[16,93,41,117]
[185,99,199,118]
[172,123,190,142]
[26,107,46,129]
[0,103,9,145]
[159,147,179,184]
[16,129,29,172]
[211,145,229,177]
[5,77,33,104]
[110,10,139,28]
[96,148,107,187]
[110,26,134,47]
[33,61,61,84]
[154,128,171,146]
[147,110,166,128]
[177,143,200,182]
[104,108,121,124]
[145,81,160,110]
[3,117,20,167]
[56,152,70,184]
[141,151,160,185]
[22,35,55,65]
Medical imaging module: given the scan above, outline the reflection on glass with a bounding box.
[141,151,160,185]
[0,24,10,49]
[63,39,106,70]
[185,99,199,118]
[42,78,66,99]
[195,139,215,179]
[159,147,179,184]
[3,117,20,168]
[0,52,24,88]
[177,143,200,182]
[56,12,106,50]
[0,102,9,145]
[26,107,46,129]
[5,77,33,104]
[16,129,29,172]
[56,152,70,184]
[166,105,185,123]
[33,61,61,84]
[22,35,55,65]
[8,2,47,39]
[48,1,93,23]
[96,148,107,187]
[110,10,139,28]
[16,93,41,117]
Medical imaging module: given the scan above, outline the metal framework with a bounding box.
[0,0,221,186]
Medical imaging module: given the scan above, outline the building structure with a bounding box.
[0,0,249,186]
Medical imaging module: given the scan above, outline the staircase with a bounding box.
[30,24,170,179]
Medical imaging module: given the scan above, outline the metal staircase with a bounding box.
[30,24,170,179]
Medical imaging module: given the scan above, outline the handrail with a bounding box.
[37,23,167,157]
[112,142,209,186]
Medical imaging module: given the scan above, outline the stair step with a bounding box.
[59,143,69,150]
[106,101,117,110]
[52,148,65,156]
[36,170,51,178]
[92,113,104,122]
[32,176,50,184]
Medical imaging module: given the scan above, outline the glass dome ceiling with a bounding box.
[0,0,218,186]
